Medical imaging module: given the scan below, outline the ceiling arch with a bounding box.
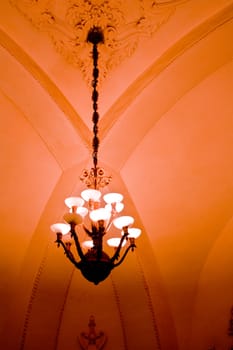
[100,3,233,139]
[100,12,233,170]
[0,28,91,154]
[0,2,233,350]
[190,214,233,348]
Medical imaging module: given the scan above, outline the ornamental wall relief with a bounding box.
[9,0,187,82]
[78,315,107,350]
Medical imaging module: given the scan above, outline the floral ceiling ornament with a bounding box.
[78,315,107,350]
[9,0,187,82]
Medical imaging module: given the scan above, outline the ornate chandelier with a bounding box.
[50,27,141,285]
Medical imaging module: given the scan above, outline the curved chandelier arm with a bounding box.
[110,233,128,263]
[83,224,94,238]
[105,219,113,233]
[112,242,136,268]
[55,237,81,268]
[70,224,86,261]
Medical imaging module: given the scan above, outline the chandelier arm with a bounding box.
[55,238,81,268]
[112,243,136,268]
[83,224,93,237]
[70,225,86,261]
[110,233,128,263]
[105,219,113,232]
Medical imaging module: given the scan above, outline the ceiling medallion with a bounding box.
[50,27,142,285]
[9,0,187,82]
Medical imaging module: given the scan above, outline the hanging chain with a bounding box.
[80,27,112,190]
[92,41,100,172]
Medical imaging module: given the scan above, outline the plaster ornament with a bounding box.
[9,0,187,82]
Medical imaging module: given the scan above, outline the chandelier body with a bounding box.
[51,27,141,285]
[55,218,136,285]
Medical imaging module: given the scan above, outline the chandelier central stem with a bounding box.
[88,27,104,189]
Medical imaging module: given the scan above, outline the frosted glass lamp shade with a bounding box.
[50,223,71,235]
[65,196,84,208]
[113,216,134,229]
[81,189,101,202]
[125,228,141,239]
[76,207,88,217]
[107,237,126,247]
[105,202,124,213]
[82,240,94,248]
[90,208,111,222]
[103,192,123,204]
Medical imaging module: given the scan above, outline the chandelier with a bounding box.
[50,27,141,285]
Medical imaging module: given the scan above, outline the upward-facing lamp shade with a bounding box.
[50,223,71,235]
[113,216,134,229]
[81,189,101,201]
[103,192,123,204]
[89,208,111,222]
[65,196,84,208]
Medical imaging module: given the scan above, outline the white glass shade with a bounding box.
[50,223,71,235]
[81,189,101,202]
[105,202,124,213]
[124,228,141,239]
[103,192,123,204]
[82,240,94,248]
[75,207,88,217]
[113,216,134,229]
[65,196,84,208]
[107,237,126,247]
[89,208,111,222]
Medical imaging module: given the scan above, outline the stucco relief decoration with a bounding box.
[78,315,107,350]
[9,0,187,81]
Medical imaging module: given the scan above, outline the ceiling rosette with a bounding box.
[9,0,187,82]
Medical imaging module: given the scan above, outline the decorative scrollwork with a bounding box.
[80,167,112,189]
[78,316,107,350]
[9,0,187,82]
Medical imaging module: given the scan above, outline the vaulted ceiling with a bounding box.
[1,1,233,349]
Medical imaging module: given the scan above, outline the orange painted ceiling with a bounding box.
[0,1,233,349]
